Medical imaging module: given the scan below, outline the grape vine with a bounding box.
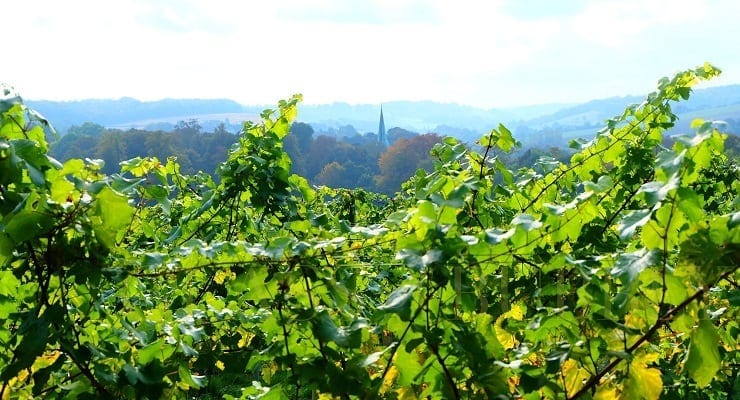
[0,64,738,399]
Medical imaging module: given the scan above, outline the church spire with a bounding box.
[378,105,389,146]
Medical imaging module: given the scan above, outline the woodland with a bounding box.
[48,118,578,196]
[0,64,738,399]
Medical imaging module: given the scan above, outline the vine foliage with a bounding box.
[0,64,738,399]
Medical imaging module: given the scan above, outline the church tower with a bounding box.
[378,105,389,146]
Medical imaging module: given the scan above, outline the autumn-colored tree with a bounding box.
[375,133,443,194]
[314,161,348,187]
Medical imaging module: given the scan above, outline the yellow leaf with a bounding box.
[495,303,527,349]
[17,369,29,382]
[215,360,225,371]
[495,327,517,350]
[262,361,278,385]
[525,352,540,365]
[214,269,233,285]
[238,332,255,348]
[562,359,590,395]
[508,375,521,393]
[381,366,399,394]
[395,386,417,400]
[690,119,705,129]
[2,368,31,400]
[33,350,61,369]
[507,303,526,320]
[624,312,647,330]
[635,352,660,365]
[622,362,662,400]
[593,386,618,400]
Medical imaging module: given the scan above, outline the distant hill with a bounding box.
[26,97,539,135]
[26,97,251,133]
[501,102,578,121]
[25,84,740,141]
[523,95,644,128]
[297,101,513,133]
[522,85,740,128]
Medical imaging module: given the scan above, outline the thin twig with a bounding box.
[370,286,438,400]
[429,343,461,400]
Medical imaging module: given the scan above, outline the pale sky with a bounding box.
[3,0,740,108]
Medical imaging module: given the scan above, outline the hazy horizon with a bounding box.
[4,1,740,108]
[25,94,576,110]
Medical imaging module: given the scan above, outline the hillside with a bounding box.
[522,84,740,132]
[26,97,250,133]
[26,84,740,141]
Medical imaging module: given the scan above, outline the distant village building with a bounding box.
[378,105,389,147]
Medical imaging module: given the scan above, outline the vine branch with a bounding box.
[569,266,739,400]
[370,286,439,400]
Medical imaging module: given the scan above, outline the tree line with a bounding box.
[50,119,738,196]
[50,121,569,195]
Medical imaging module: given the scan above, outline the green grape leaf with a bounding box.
[377,285,417,320]
[656,149,685,178]
[3,189,53,243]
[611,249,656,285]
[495,124,518,152]
[0,314,51,381]
[485,227,515,244]
[178,364,206,389]
[583,175,613,193]
[686,318,721,387]
[676,187,704,222]
[395,335,425,386]
[638,175,679,207]
[93,186,134,248]
[312,310,367,348]
[617,209,652,240]
[395,249,423,271]
[512,214,543,231]
[137,339,175,365]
